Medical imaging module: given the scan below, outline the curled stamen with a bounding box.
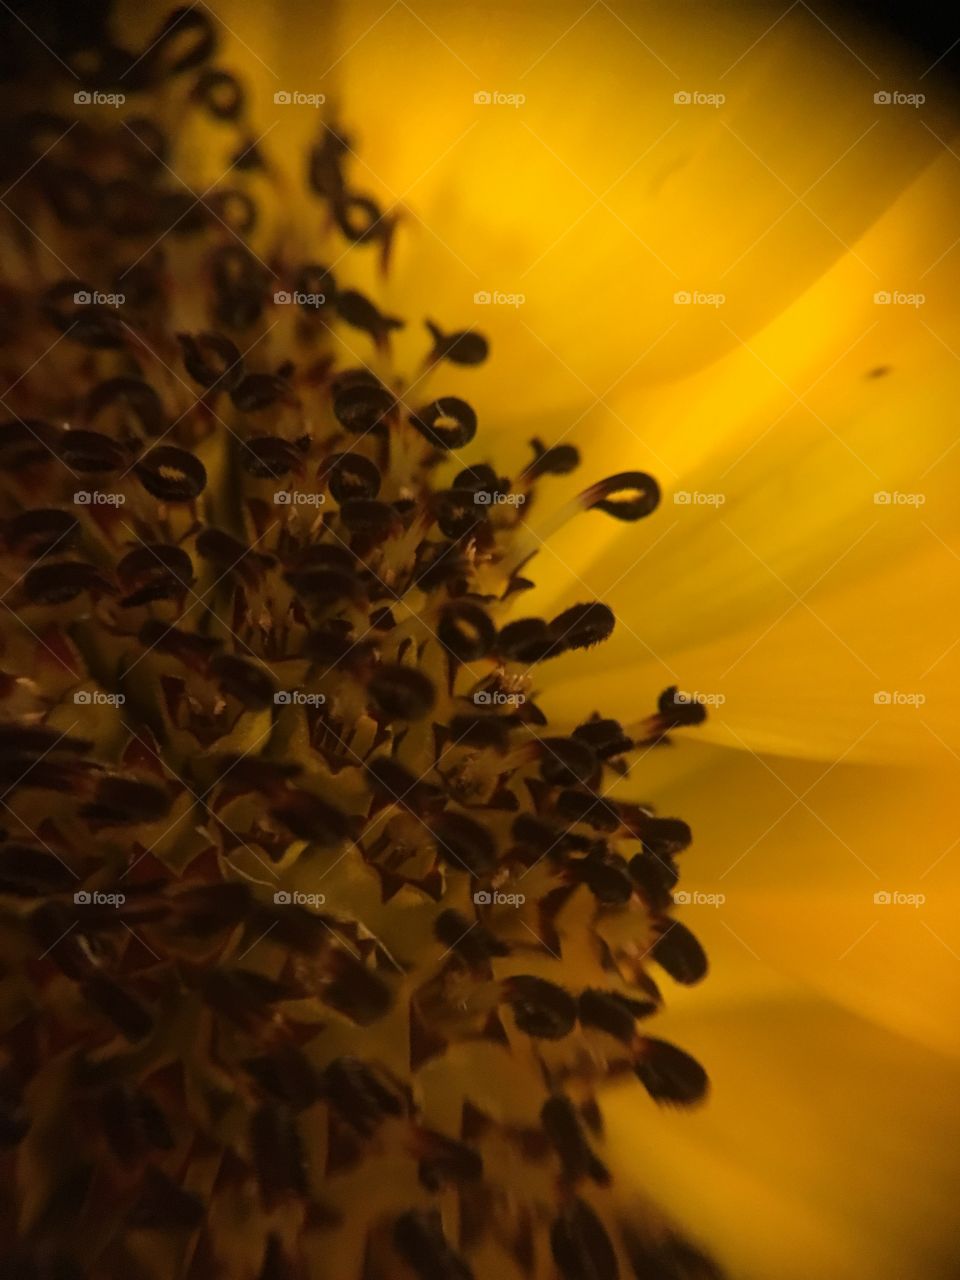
[410,397,478,451]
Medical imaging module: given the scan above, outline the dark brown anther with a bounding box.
[5,509,79,558]
[320,948,394,1024]
[244,1046,321,1112]
[452,464,499,494]
[207,188,258,235]
[240,436,303,479]
[550,1198,618,1280]
[366,756,442,816]
[336,289,403,345]
[338,498,396,539]
[497,618,554,663]
[541,1095,609,1184]
[587,470,660,521]
[574,852,634,904]
[578,988,654,1041]
[86,377,166,440]
[42,280,122,348]
[368,664,436,721]
[173,881,253,932]
[0,419,61,470]
[410,397,478,451]
[554,790,620,832]
[196,527,274,584]
[548,602,615,653]
[503,976,577,1040]
[86,776,172,824]
[157,189,210,236]
[628,851,679,910]
[57,429,127,474]
[416,1129,483,1190]
[657,685,708,728]
[287,567,364,608]
[177,331,244,391]
[141,6,217,81]
[193,67,245,119]
[83,975,153,1042]
[211,245,269,329]
[135,445,207,502]
[425,321,489,367]
[524,438,581,479]
[230,372,290,412]
[0,843,77,897]
[39,169,100,230]
[270,792,354,847]
[210,653,277,710]
[438,602,496,662]
[431,811,497,875]
[250,1103,308,1204]
[321,1057,406,1135]
[636,815,693,858]
[128,1166,205,1229]
[100,180,163,237]
[573,717,634,760]
[434,909,509,961]
[635,1037,709,1106]
[433,489,482,540]
[651,921,708,985]
[293,263,336,313]
[124,117,169,168]
[393,1210,475,1280]
[624,1230,725,1280]
[23,561,114,605]
[117,543,193,605]
[447,715,511,751]
[324,452,381,504]
[332,193,384,244]
[333,382,396,434]
[233,136,266,170]
[538,738,601,789]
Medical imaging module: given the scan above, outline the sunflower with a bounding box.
[0,2,958,1279]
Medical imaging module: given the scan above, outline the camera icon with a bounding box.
[273,890,291,904]
[873,890,892,904]
[473,890,492,904]
[674,91,692,105]
[274,691,292,704]
[274,491,292,504]
[873,491,892,504]
[473,290,492,305]
[673,490,692,504]
[73,690,92,704]
[673,291,692,305]
[473,690,492,705]
[873,291,891,305]
[873,691,892,705]
[672,890,691,904]
[73,91,92,105]
[874,91,892,105]
[73,890,91,904]
[473,490,492,505]
[73,490,91,504]
[474,91,492,105]
[73,290,91,305]
[274,91,292,105]
[274,290,292,304]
